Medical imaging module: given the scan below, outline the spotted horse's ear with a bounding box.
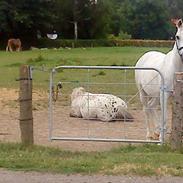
[171,18,183,28]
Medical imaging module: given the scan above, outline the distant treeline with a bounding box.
[0,0,182,47]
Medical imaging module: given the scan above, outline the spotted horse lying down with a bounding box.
[70,87,133,122]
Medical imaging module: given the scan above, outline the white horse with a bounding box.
[135,18,183,140]
[70,87,133,122]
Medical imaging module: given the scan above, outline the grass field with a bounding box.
[2,47,182,177]
[0,46,170,89]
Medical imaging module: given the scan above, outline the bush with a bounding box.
[107,34,117,40]
[37,38,115,48]
[112,39,174,47]
[118,31,132,39]
[36,38,174,49]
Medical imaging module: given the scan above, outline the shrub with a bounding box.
[36,38,174,49]
[113,39,174,47]
[118,31,132,39]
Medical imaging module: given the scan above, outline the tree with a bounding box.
[0,0,56,45]
[54,0,112,39]
[89,0,112,38]
[119,0,171,39]
[0,0,179,42]
[165,0,183,18]
[108,0,123,36]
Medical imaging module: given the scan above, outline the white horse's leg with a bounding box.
[146,95,160,140]
[159,91,169,141]
[143,106,153,139]
[144,107,161,140]
[151,108,161,139]
[139,88,154,139]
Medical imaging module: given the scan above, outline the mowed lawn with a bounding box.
[0,143,182,176]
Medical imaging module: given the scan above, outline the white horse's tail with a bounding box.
[116,106,134,122]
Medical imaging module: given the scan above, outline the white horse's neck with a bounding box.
[163,43,183,90]
[165,43,183,72]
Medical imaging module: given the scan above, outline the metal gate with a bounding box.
[48,66,166,144]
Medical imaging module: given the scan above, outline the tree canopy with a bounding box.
[0,0,182,45]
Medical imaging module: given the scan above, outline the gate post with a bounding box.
[19,65,33,145]
[171,72,183,150]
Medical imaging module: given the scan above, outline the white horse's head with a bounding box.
[71,87,85,101]
[172,18,183,61]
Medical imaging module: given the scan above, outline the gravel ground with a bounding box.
[0,170,182,183]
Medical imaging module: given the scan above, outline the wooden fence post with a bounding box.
[171,72,183,150]
[19,65,33,145]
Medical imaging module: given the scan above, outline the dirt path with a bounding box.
[0,89,180,182]
[0,169,182,183]
[0,88,144,151]
[0,88,172,151]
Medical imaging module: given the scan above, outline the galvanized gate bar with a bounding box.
[49,66,166,144]
[51,137,160,143]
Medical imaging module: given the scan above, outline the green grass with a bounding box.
[0,47,170,89]
[1,47,182,176]
[0,142,182,176]
[0,46,171,108]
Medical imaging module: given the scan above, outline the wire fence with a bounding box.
[48,66,167,144]
[0,65,171,149]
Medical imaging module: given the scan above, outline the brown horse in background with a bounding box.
[6,38,21,52]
